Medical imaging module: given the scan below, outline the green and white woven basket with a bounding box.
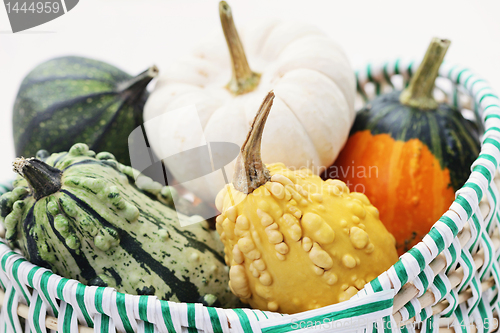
[0,59,499,333]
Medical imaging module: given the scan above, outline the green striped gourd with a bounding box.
[0,143,238,306]
[13,56,158,166]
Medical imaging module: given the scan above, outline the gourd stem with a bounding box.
[232,91,274,193]
[13,158,62,200]
[219,1,261,95]
[117,65,159,102]
[399,38,451,110]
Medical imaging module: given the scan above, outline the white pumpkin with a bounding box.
[144,1,355,202]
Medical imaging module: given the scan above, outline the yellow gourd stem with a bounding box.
[219,1,261,95]
[232,91,274,193]
[399,38,450,110]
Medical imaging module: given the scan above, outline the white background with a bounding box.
[1,0,499,183]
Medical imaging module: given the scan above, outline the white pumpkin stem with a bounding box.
[219,1,261,95]
[400,38,450,110]
[232,91,274,193]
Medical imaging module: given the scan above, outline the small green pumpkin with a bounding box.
[0,143,238,306]
[331,39,480,254]
[13,56,158,165]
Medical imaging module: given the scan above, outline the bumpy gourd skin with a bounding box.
[215,163,398,314]
[0,143,238,307]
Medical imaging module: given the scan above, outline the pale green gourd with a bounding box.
[0,143,238,307]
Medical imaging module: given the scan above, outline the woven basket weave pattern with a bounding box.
[0,59,499,333]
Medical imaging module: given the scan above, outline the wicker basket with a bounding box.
[0,59,499,333]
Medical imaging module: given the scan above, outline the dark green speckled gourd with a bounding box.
[13,56,157,165]
[0,143,238,307]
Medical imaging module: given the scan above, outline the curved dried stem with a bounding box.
[232,91,274,193]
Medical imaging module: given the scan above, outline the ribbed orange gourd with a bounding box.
[330,39,480,255]
[215,92,398,314]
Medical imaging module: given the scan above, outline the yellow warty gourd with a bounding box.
[215,91,398,314]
